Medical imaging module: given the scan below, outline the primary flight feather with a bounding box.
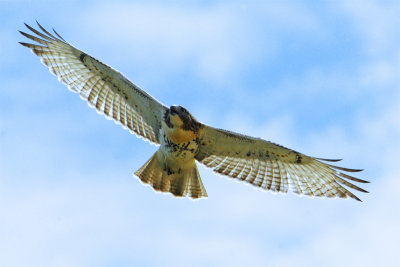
[19,22,369,201]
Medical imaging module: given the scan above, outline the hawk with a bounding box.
[19,22,369,201]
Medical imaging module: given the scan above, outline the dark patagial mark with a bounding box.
[295,154,303,163]
[259,151,269,158]
[79,52,87,62]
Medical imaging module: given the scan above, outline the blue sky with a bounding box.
[1,0,399,266]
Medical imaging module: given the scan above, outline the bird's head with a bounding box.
[165,105,201,132]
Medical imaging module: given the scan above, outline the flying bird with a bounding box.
[19,22,369,201]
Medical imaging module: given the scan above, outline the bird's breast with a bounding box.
[170,128,199,144]
[161,120,201,144]
[159,122,202,164]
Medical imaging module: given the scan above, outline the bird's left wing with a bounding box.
[19,22,168,144]
[196,125,369,201]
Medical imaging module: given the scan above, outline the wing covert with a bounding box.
[19,22,167,144]
[196,125,369,201]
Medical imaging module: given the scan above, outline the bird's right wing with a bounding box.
[196,125,369,201]
[19,22,168,144]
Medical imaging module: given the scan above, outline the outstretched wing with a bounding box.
[196,125,369,201]
[19,22,167,144]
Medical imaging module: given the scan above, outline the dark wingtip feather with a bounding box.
[349,192,362,202]
[24,22,33,30]
[18,42,36,48]
[52,27,66,42]
[35,20,58,40]
[36,20,45,31]
[316,157,342,162]
[340,172,370,183]
[357,188,369,193]
[328,164,364,172]
[338,178,369,193]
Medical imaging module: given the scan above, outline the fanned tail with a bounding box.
[134,151,208,199]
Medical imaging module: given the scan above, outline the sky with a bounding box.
[1,0,399,266]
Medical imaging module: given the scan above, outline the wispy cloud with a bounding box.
[339,0,400,56]
[1,1,400,266]
[72,1,324,86]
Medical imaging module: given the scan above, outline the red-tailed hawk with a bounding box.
[19,22,369,201]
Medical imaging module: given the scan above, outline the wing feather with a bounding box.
[196,125,369,201]
[20,22,167,144]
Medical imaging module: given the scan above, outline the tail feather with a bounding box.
[134,151,207,199]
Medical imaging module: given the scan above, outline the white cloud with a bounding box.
[67,1,324,86]
[339,0,400,56]
[269,167,400,267]
[3,1,400,266]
